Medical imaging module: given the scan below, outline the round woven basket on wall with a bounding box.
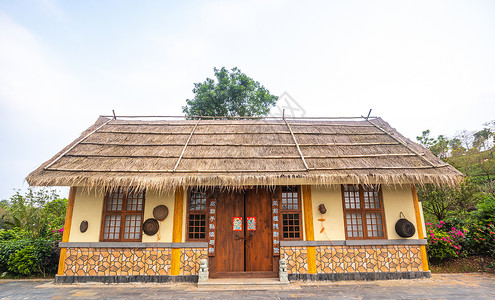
[153,205,169,221]
[80,220,88,233]
[142,218,159,236]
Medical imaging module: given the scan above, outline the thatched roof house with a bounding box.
[28,115,462,283]
[27,116,461,190]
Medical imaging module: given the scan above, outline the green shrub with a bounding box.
[0,229,60,276]
[0,229,28,272]
[8,245,38,276]
[467,222,495,257]
[472,194,495,224]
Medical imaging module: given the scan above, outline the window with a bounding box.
[342,185,386,239]
[186,189,208,241]
[101,188,145,242]
[281,186,302,240]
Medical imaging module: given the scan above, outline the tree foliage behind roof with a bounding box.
[182,67,278,117]
[417,120,495,182]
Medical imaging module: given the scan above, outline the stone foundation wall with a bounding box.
[281,245,423,274]
[62,247,207,276]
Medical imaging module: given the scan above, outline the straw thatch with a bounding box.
[26,116,463,191]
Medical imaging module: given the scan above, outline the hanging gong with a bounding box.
[395,212,416,238]
[142,218,159,236]
[153,205,169,221]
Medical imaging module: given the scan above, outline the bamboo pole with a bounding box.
[100,114,378,120]
[412,185,429,272]
[366,119,438,167]
[96,130,385,136]
[79,142,401,147]
[284,118,309,170]
[64,153,421,159]
[302,186,316,274]
[44,164,450,173]
[172,118,201,172]
[110,122,376,127]
[171,188,184,275]
[57,187,77,276]
[44,119,112,170]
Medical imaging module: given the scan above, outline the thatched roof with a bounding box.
[26,116,462,191]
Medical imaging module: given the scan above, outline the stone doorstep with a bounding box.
[197,278,290,287]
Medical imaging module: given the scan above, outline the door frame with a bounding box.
[208,188,279,278]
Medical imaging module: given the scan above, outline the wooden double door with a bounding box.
[209,188,277,278]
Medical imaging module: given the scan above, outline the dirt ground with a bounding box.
[1,273,494,299]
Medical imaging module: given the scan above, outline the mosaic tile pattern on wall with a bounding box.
[180,248,208,275]
[281,247,308,274]
[282,245,423,274]
[63,247,172,276]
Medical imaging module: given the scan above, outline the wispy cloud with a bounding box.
[33,0,66,21]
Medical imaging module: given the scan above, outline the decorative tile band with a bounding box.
[281,247,308,274]
[62,245,421,278]
[282,245,423,274]
[62,247,207,277]
[179,248,208,276]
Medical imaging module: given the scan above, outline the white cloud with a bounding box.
[0,12,81,125]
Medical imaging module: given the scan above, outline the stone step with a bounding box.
[197,278,290,288]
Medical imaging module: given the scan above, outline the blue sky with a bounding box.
[1,0,494,200]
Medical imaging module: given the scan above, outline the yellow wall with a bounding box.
[68,185,418,243]
[142,190,175,243]
[68,188,104,242]
[311,185,346,241]
[308,185,419,241]
[382,186,419,239]
[68,188,175,243]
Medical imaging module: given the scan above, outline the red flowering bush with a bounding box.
[426,221,467,262]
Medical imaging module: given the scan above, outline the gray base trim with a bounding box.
[54,275,198,284]
[288,271,431,281]
[280,239,427,247]
[59,242,208,248]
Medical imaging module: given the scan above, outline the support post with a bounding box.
[302,185,316,274]
[412,185,429,272]
[171,187,184,275]
[57,187,77,276]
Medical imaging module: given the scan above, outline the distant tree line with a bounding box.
[417,120,495,182]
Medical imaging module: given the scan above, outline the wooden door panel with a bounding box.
[245,189,273,272]
[209,191,244,274]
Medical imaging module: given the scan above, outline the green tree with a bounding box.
[182,67,278,117]
[417,179,480,221]
[416,130,436,148]
[2,188,64,237]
